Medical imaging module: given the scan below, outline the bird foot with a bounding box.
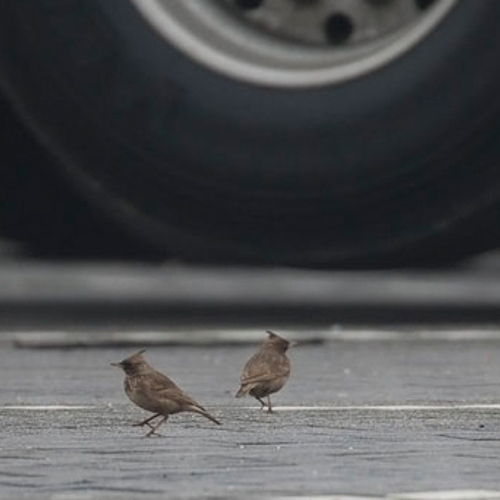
[258,401,273,413]
[133,421,155,430]
[145,430,163,438]
[133,413,162,429]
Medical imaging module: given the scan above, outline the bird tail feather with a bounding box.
[235,384,251,398]
[190,406,222,425]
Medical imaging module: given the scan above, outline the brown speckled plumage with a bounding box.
[235,331,291,413]
[112,350,221,436]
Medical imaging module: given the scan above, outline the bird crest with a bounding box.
[111,349,148,374]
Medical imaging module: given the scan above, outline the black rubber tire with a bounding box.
[2,1,500,266]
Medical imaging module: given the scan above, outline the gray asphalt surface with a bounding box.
[2,338,500,499]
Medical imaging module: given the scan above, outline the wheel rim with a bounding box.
[129,0,457,88]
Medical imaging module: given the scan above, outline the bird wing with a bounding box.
[240,351,289,385]
[148,369,182,392]
[240,373,279,386]
[145,370,207,410]
[155,387,206,410]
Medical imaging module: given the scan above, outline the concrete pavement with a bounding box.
[1,338,500,498]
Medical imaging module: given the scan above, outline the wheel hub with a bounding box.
[129,0,458,87]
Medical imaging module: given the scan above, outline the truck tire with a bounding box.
[1,1,500,266]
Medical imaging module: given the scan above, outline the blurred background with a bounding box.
[3,1,500,336]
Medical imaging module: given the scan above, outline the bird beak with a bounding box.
[110,362,122,368]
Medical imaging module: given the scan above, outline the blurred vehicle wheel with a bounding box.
[1,1,500,266]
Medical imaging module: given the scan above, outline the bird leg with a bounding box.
[266,396,273,414]
[255,396,267,411]
[254,395,274,413]
[145,415,168,437]
[134,413,162,429]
